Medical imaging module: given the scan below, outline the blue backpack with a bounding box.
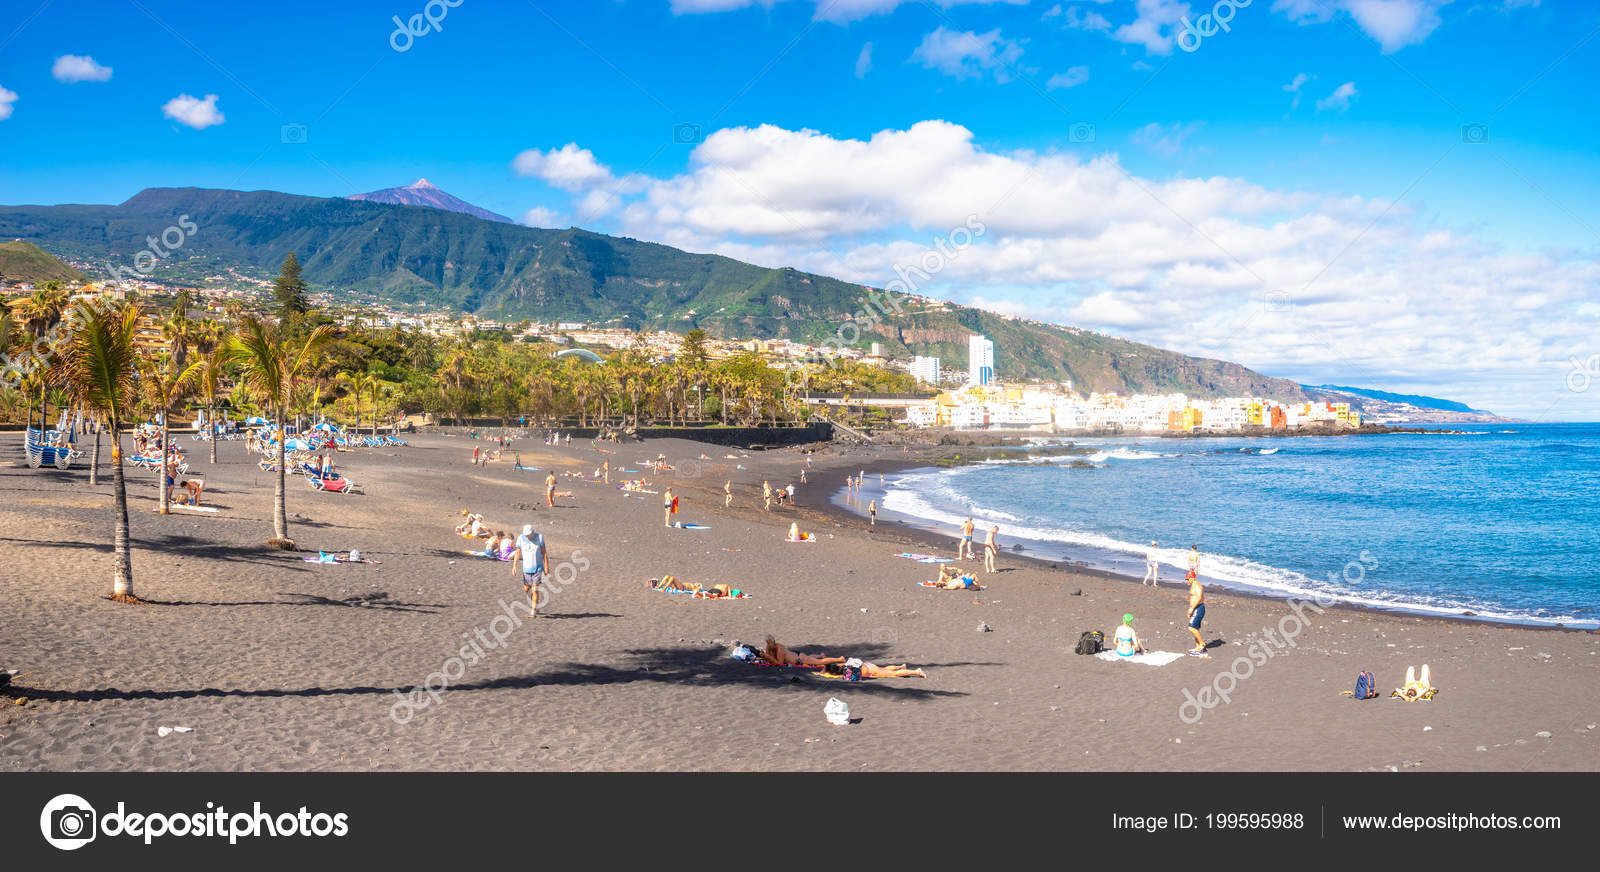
[1353,670,1378,700]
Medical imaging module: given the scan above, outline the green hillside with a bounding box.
[0,187,1308,400]
[0,239,86,285]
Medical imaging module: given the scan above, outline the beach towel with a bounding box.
[1094,650,1186,667]
[302,552,382,565]
[653,587,749,599]
[786,536,816,543]
[897,552,954,564]
[674,523,711,530]
[462,550,512,561]
[172,503,219,513]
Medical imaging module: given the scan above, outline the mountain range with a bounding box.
[0,184,1485,412]
[0,239,87,285]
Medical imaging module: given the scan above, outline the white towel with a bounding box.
[1095,650,1187,667]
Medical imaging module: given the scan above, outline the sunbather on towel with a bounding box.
[761,636,845,668]
[930,564,983,589]
[824,661,928,679]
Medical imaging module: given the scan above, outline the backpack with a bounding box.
[1353,670,1377,700]
[1075,630,1104,655]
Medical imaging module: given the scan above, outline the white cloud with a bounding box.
[519,206,562,227]
[521,119,1598,417]
[911,27,1026,82]
[1316,81,1359,111]
[1271,0,1451,53]
[668,0,1030,24]
[1132,121,1203,157]
[1057,4,1114,30]
[0,85,16,120]
[1112,0,1192,54]
[512,143,615,191]
[1046,66,1090,90]
[1283,72,1314,110]
[855,42,873,78]
[161,93,224,129]
[52,54,113,83]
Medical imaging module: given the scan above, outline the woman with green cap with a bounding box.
[1113,613,1145,657]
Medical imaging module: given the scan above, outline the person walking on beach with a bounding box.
[763,481,773,512]
[868,499,877,527]
[512,524,548,618]
[800,468,807,484]
[958,517,975,559]
[664,487,676,527]
[1143,541,1160,586]
[723,479,733,507]
[983,525,999,573]
[1186,571,1208,657]
[545,471,557,508]
[786,483,795,504]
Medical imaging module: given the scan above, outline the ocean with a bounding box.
[836,423,1600,629]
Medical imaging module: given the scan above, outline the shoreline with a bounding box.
[802,451,1597,635]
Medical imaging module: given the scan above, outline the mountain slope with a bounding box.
[0,238,87,285]
[0,186,1309,400]
[347,178,515,224]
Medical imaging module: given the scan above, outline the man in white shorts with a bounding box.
[1142,541,1159,586]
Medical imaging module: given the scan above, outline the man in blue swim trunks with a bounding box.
[1186,570,1208,657]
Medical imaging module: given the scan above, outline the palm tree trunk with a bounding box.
[158,416,171,513]
[272,412,290,545]
[89,420,101,486]
[110,426,135,601]
[208,398,217,465]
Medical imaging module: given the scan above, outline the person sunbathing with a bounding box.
[931,564,982,590]
[649,574,698,592]
[825,661,928,679]
[761,636,845,668]
[480,532,505,557]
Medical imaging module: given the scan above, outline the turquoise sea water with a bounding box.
[843,423,1600,628]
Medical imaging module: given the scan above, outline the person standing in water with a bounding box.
[1143,541,1160,586]
[1187,545,1201,578]
[983,525,999,573]
[1186,571,1208,657]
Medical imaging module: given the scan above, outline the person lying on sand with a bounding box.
[824,661,928,679]
[930,564,983,590]
[649,576,738,598]
[761,636,845,668]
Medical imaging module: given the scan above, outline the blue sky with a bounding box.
[2,0,1597,418]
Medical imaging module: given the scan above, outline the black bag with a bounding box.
[1075,630,1104,655]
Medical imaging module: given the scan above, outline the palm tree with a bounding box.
[230,316,331,548]
[162,290,194,366]
[59,299,142,602]
[11,287,70,432]
[142,354,200,514]
[193,322,231,464]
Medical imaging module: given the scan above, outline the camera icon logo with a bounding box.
[1461,123,1489,144]
[1264,290,1292,311]
[281,123,309,144]
[40,793,97,850]
[673,122,702,145]
[1069,122,1096,143]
